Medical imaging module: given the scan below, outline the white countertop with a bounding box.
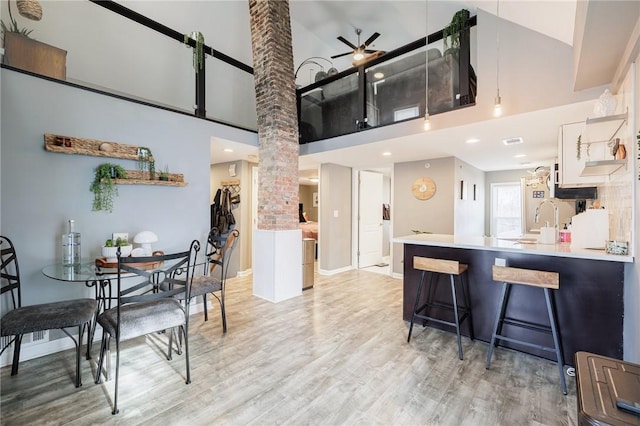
[392,234,633,263]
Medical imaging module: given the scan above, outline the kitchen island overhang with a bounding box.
[393,234,631,365]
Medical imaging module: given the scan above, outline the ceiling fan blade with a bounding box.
[331,51,353,59]
[337,36,358,50]
[362,32,380,48]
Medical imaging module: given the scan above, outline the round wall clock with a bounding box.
[412,177,436,200]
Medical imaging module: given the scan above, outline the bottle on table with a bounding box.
[62,219,81,265]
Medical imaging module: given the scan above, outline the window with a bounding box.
[490,182,522,237]
[393,106,419,122]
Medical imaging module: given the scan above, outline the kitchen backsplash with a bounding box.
[597,181,632,243]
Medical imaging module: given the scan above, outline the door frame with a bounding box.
[351,165,394,273]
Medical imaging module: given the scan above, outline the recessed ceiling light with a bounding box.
[466,138,480,144]
[502,137,524,146]
[382,151,391,156]
[223,148,234,153]
[374,72,384,79]
[513,154,527,158]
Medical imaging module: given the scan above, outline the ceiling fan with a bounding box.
[331,28,381,60]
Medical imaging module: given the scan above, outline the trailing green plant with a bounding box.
[443,9,470,51]
[184,31,205,71]
[137,146,155,179]
[90,163,127,213]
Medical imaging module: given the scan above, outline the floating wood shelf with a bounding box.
[44,133,188,187]
[115,169,187,187]
[44,134,153,162]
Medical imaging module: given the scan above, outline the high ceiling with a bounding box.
[208,0,639,176]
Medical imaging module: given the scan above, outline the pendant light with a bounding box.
[423,0,431,131]
[493,0,503,117]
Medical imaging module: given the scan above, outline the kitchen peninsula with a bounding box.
[393,233,632,364]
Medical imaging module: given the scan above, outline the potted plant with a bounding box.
[137,147,155,180]
[2,0,67,79]
[159,165,170,181]
[184,31,205,71]
[102,237,132,261]
[442,9,470,54]
[90,163,127,213]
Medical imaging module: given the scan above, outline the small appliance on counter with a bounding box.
[570,209,609,249]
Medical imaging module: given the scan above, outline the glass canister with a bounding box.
[62,219,81,265]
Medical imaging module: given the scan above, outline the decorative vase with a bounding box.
[593,89,617,117]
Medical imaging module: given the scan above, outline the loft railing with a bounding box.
[1,0,257,131]
[296,15,477,143]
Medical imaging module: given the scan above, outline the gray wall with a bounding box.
[1,69,254,335]
[319,163,351,271]
[392,157,455,274]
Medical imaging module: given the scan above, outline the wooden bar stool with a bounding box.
[407,256,474,360]
[486,265,567,395]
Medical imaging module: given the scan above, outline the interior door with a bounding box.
[358,170,383,268]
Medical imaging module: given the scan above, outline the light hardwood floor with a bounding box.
[1,269,577,425]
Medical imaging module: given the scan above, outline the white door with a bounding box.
[358,170,383,268]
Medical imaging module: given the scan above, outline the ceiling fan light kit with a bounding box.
[332,28,382,63]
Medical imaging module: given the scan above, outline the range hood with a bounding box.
[580,159,626,176]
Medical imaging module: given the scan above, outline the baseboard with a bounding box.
[318,265,354,276]
[237,269,252,277]
[391,272,403,280]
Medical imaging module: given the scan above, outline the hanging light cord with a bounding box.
[424,0,431,131]
[496,0,500,99]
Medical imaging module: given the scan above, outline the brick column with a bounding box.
[249,0,302,302]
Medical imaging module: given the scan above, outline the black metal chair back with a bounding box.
[0,236,22,311]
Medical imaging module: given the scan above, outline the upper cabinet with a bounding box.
[557,112,627,187]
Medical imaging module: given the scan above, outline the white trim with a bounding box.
[237,269,252,277]
[391,272,403,280]
[318,265,354,276]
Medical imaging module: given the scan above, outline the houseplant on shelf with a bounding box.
[137,147,155,180]
[2,0,67,80]
[90,163,127,213]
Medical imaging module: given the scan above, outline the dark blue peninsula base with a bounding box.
[402,242,625,365]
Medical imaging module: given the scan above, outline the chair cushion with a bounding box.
[98,299,185,341]
[183,275,222,299]
[1,299,97,336]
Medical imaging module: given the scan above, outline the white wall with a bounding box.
[453,158,485,236]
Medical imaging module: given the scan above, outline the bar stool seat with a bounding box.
[407,256,474,360]
[486,265,567,395]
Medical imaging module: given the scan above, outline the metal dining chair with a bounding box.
[94,240,199,414]
[186,228,239,331]
[0,235,97,388]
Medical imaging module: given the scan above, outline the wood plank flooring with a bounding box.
[1,269,577,425]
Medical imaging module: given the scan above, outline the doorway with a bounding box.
[356,168,391,275]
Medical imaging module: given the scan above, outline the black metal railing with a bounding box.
[296,15,477,143]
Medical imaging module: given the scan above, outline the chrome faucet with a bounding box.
[534,199,559,238]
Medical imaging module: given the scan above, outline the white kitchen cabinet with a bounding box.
[558,113,628,187]
[557,121,607,187]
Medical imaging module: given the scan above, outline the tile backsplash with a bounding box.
[597,181,632,243]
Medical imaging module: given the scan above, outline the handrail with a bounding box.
[88,0,253,75]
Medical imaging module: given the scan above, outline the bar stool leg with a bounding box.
[450,274,463,360]
[408,271,427,343]
[545,288,567,395]
[486,282,509,369]
[459,272,474,341]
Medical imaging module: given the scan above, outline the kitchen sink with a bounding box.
[497,237,539,244]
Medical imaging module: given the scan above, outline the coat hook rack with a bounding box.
[220,179,240,194]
